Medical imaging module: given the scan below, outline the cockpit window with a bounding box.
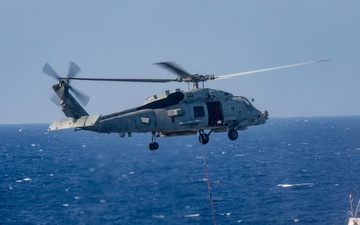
[243,99,254,110]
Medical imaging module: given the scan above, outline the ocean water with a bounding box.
[1,117,360,225]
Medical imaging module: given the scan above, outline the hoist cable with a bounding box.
[200,139,217,225]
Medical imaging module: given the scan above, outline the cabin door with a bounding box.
[206,101,223,126]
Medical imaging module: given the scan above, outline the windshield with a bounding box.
[243,98,254,110]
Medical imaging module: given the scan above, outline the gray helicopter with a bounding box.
[44,60,329,150]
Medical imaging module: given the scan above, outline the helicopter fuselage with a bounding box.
[89,88,268,135]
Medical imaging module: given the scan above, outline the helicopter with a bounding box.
[44,59,329,150]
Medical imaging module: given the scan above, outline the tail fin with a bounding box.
[52,84,89,118]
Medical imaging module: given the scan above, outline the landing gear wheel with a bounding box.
[149,142,159,151]
[199,133,209,145]
[228,129,238,141]
[149,132,159,150]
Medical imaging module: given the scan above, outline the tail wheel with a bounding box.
[228,129,238,141]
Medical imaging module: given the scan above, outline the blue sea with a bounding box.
[1,117,360,225]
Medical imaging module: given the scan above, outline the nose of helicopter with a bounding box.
[255,110,269,125]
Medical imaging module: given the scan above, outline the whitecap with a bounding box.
[23,178,31,181]
[277,183,314,188]
[185,214,200,218]
[128,171,135,175]
[62,204,69,207]
[277,184,293,188]
[152,214,165,219]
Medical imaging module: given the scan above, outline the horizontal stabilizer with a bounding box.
[48,115,101,131]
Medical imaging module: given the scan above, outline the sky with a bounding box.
[1,0,359,124]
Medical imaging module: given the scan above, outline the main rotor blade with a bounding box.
[68,77,179,83]
[216,59,331,80]
[43,63,60,79]
[155,62,193,79]
[69,86,90,106]
[68,61,81,78]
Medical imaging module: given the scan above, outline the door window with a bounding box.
[193,106,205,117]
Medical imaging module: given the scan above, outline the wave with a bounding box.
[184,214,200,218]
[277,183,315,188]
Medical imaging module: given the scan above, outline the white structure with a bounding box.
[348,195,360,225]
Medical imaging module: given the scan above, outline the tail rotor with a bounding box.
[43,61,90,106]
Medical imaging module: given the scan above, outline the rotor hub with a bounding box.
[58,78,70,87]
